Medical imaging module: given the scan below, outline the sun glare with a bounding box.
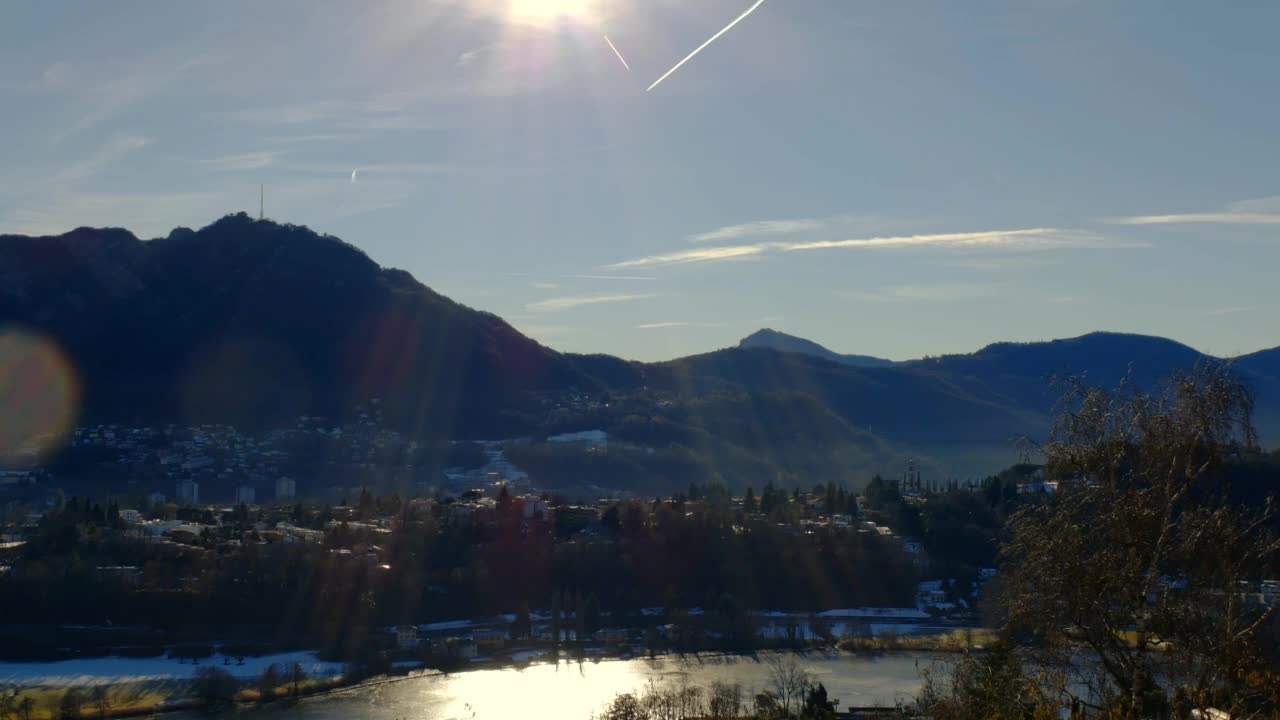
[505,0,595,25]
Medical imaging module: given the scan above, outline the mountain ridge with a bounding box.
[3,216,1277,488]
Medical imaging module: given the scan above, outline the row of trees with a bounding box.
[597,656,838,720]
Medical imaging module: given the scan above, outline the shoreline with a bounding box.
[0,639,981,719]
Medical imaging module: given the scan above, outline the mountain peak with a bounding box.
[738,329,894,368]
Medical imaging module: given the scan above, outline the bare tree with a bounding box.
[289,662,306,697]
[57,688,83,720]
[998,366,1280,716]
[765,654,811,717]
[90,686,108,719]
[600,692,647,720]
[707,681,743,719]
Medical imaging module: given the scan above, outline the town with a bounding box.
[0,410,1026,668]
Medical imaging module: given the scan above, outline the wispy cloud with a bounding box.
[58,56,217,139]
[637,322,692,329]
[207,101,346,126]
[532,282,560,290]
[1107,196,1280,225]
[610,228,1143,269]
[202,151,279,172]
[636,321,726,329]
[457,49,482,68]
[285,161,453,177]
[569,274,657,281]
[53,135,149,186]
[526,293,655,313]
[689,217,827,243]
[1110,212,1280,226]
[781,228,1128,252]
[208,89,450,133]
[609,244,770,269]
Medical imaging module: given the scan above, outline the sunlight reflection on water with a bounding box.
[202,652,938,720]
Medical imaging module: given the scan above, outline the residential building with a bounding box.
[396,625,420,650]
[235,485,256,505]
[275,476,297,501]
[176,479,199,505]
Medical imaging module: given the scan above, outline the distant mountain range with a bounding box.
[3,215,1277,487]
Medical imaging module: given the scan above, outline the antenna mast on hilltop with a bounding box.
[259,184,264,221]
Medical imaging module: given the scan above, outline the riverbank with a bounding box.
[0,638,975,719]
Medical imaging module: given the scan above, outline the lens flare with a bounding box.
[0,327,80,466]
[505,0,595,25]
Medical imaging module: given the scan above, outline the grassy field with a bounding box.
[838,628,998,653]
[3,675,349,718]
[5,680,178,719]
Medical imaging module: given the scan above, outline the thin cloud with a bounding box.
[1107,196,1280,225]
[637,322,692,329]
[689,217,826,243]
[202,151,279,172]
[526,293,655,313]
[781,228,1129,252]
[207,101,346,126]
[609,244,770,269]
[531,282,560,290]
[287,162,452,177]
[569,274,656,281]
[53,135,149,185]
[1108,212,1280,226]
[610,228,1144,269]
[56,55,217,139]
[636,321,726,329]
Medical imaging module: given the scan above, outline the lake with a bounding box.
[183,652,941,720]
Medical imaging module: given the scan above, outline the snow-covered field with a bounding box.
[0,651,345,687]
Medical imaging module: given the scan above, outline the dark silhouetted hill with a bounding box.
[739,328,894,367]
[0,214,635,440]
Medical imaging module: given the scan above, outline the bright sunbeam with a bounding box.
[505,0,596,25]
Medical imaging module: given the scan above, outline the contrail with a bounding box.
[646,0,765,92]
[603,34,630,71]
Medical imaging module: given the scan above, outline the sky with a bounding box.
[2,0,1279,362]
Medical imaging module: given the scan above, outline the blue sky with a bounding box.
[2,0,1279,361]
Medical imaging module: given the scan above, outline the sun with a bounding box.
[505,0,596,25]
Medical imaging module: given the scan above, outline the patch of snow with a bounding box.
[419,619,475,633]
[817,607,930,619]
[0,651,344,687]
